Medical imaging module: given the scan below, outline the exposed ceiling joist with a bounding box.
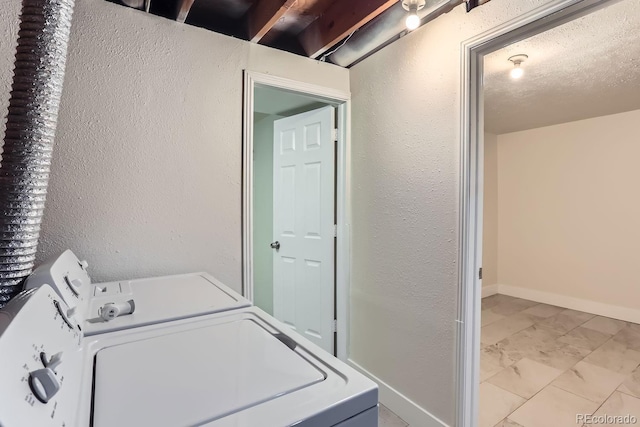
[248,0,297,43]
[114,0,414,64]
[175,0,195,23]
[298,0,398,59]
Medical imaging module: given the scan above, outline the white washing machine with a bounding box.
[24,250,251,335]
[0,285,379,426]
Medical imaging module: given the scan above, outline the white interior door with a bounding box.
[272,106,335,354]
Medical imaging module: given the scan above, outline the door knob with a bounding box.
[270,241,280,250]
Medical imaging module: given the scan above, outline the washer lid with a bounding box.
[92,318,325,427]
[85,274,250,334]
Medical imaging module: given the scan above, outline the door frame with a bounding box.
[242,70,351,361]
[456,0,619,426]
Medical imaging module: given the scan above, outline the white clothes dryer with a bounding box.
[24,249,250,335]
[0,285,379,427]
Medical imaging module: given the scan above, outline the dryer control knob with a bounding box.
[28,368,60,403]
[79,260,89,270]
[99,299,136,321]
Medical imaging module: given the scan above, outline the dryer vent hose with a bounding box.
[0,0,75,308]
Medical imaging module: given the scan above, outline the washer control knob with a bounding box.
[79,260,89,270]
[28,368,60,403]
[45,352,63,371]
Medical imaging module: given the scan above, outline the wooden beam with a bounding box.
[175,0,195,23]
[248,0,298,43]
[299,0,397,59]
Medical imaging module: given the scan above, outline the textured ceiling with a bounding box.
[484,0,640,134]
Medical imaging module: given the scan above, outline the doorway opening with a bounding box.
[478,0,640,424]
[242,72,351,360]
[457,0,640,426]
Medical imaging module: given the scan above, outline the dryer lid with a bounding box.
[85,273,250,334]
[92,318,325,427]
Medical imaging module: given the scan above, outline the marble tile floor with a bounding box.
[379,404,409,427]
[480,294,640,427]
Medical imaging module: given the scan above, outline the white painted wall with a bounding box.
[252,114,281,315]
[349,0,556,424]
[483,133,498,288]
[0,0,20,161]
[0,0,348,292]
[497,109,640,310]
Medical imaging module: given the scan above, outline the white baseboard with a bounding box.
[481,284,499,298]
[496,284,640,325]
[347,359,449,427]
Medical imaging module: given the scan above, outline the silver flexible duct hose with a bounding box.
[0,0,75,307]
[328,0,462,67]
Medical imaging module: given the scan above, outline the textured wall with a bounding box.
[0,0,21,161]
[252,114,280,314]
[483,133,498,288]
[498,109,640,309]
[349,0,554,423]
[0,0,348,291]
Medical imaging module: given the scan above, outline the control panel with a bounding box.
[0,285,84,427]
[24,249,91,325]
[24,250,139,331]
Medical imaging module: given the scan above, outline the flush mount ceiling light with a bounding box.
[508,54,528,79]
[402,0,426,31]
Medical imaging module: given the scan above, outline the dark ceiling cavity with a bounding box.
[106,0,489,67]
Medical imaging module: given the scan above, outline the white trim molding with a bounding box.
[490,285,640,325]
[348,359,449,427]
[242,71,352,362]
[457,1,618,427]
[481,284,499,298]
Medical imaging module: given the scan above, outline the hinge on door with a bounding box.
[479,267,483,280]
[333,128,339,142]
[334,224,337,237]
[332,319,337,333]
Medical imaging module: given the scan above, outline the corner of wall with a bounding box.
[348,359,450,427]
